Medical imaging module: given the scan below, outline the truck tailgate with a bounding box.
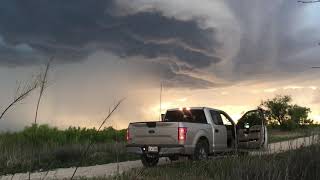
[129,122,179,145]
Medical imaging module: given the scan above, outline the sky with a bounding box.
[0,0,320,131]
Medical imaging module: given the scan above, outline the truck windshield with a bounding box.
[164,109,207,124]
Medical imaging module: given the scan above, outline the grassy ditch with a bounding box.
[104,144,320,180]
[0,124,138,176]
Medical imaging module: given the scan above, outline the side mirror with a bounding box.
[161,114,165,121]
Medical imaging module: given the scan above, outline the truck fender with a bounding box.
[191,130,211,153]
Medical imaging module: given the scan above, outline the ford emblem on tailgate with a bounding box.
[148,130,155,134]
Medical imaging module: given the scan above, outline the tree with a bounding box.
[260,95,292,126]
[288,104,312,125]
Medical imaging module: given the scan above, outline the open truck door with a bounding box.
[236,109,267,149]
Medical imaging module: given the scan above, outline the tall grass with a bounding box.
[105,144,320,180]
[0,124,138,176]
[1,124,318,177]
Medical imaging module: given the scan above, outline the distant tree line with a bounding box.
[259,95,313,130]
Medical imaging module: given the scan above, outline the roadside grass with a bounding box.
[0,124,139,176]
[268,126,320,143]
[102,144,320,180]
[0,124,319,176]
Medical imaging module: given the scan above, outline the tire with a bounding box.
[230,138,237,150]
[169,155,179,161]
[141,154,159,167]
[192,140,209,161]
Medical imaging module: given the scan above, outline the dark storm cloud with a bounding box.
[225,0,320,80]
[0,0,221,70]
[0,0,223,88]
[0,36,44,66]
[147,60,218,89]
[163,74,217,89]
[2,0,317,89]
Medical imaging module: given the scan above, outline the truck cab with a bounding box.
[126,107,267,167]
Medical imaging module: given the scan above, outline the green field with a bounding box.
[0,124,138,176]
[0,124,319,176]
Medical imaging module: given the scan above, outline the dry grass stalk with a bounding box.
[34,58,52,124]
[70,98,125,180]
[30,59,52,180]
[0,77,39,120]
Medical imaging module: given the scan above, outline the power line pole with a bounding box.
[298,0,320,3]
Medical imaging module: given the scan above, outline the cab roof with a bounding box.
[167,107,222,112]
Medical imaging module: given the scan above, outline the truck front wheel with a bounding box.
[192,140,209,160]
[169,155,179,161]
[141,154,159,167]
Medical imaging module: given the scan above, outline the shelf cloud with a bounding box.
[1,0,320,130]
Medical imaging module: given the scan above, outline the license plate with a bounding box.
[148,146,158,152]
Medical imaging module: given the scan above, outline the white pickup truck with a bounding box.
[126,107,267,167]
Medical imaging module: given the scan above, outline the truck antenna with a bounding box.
[159,82,163,121]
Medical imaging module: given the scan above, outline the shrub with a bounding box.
[280,119,298,131]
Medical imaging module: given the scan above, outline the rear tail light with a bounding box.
[126,128,130,141]
[178,127,187,142]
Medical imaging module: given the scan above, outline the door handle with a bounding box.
[215,129,219,133]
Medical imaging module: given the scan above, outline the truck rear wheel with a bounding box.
[141,154,159,167]
[192,140,209,161]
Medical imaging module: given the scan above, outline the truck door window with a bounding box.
[237,111,262,128]
[220,113,232,126]
[210,110,223,125]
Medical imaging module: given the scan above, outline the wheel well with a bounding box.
[198,136,209,145]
